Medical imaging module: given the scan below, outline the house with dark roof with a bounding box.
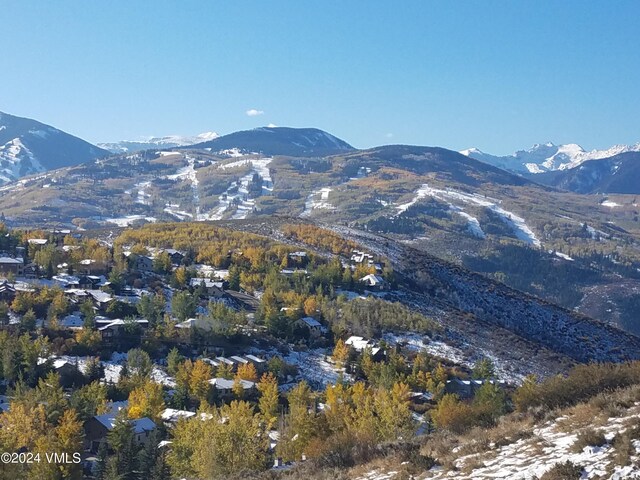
[0,256,23,275]
[296,316,328,336]
[0,281,16,303]
[84,414,156,451]
[190,277,225,298]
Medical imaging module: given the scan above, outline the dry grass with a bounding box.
[556,402,605,432]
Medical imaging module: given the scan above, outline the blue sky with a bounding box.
[1,1,639,153]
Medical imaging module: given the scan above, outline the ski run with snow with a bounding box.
[397,184,540,247]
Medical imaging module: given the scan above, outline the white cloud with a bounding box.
[267,123,278,128]
[246,109,264,117]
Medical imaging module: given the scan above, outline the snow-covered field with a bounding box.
[300,187,335,217]
[601,200,621,208]
[397,185,540,247]
[105,215,157,227]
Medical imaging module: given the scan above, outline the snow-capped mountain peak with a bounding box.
[461,141,640,174]
[98,132,220,154]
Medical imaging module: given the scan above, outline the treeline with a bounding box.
[337,298,441,338]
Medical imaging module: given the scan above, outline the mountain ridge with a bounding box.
[461,141,640,174]
[98,131,219,153]
[0,111,108,184]
[186,126,355,157]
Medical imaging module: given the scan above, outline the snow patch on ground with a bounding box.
[421,405,640,479]
[601,200,621,208]
[284,349,352,389]
[552,251,574,261]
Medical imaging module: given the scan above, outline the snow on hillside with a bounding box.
[356,403,640,480]
[208,157,273,220]
[461,142,640,174]
[0,138,45,183]
[105,215,158,227]
[300,187,335,217]
[397,185,540,247]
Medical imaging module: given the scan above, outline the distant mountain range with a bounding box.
[98,132,219,153]
[1,109,640,195]
[0,111,108,184]
[461,142,640,174]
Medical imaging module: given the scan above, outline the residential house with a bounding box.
[175,317,212,331]
[244,354,267,372]
[209,377,256,398]
[359,274,387,290]
[163,249,185,265]
[127,254,153,273]
[345,336,384,360]
[84,414,156,452]
[77,275,101,290]
[0,281,16,303]
[59,314,84,330]
[87,290,115,313]
[190,278,225,298]
[350,250,374,265]
[0,256,23,275]
[229,355,249,366]
[296,316,328,336]
[78,259,108,276]
[444,379,506,399]
[98,319,149,340]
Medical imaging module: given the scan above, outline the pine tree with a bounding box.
[108,412,136,479]
[473,358,495,379]
[138,429,159,479]
[166,348,183,376]
[150,450,171,480]
[227,265,241,291]
[94,439,109,480]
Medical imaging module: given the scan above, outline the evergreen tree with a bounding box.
[166,347,183,376]
[227,265,240,291]
[473,358,496,379]
[94,439,109,480]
